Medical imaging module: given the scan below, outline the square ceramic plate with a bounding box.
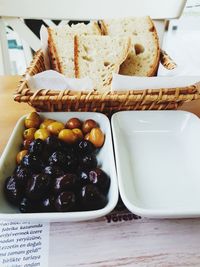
[112,110,200,218]
[0,112,118,222]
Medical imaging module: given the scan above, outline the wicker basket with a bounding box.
[14,50,200,116]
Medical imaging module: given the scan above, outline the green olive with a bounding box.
[23,128,37,140]
[72,128,84,140]
[16,150,28,164]
[47,121,65,135]
[58,129,77,144]
[24,112,41,129]
[89,127,105,148]
[39,119,55,129]
[34,129,50,140]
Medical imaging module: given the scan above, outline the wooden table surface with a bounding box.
[2,75,200,267]
[0,75,33,154]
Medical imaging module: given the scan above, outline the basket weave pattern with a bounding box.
[14,50,200,115]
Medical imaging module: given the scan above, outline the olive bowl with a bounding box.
[0,112,118,222]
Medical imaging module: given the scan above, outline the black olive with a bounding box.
[48,151,66,167]
[15,165,31,188]
[52,173,79,194]
[81,184,107,211]
[4,176,22,205]
[22,153,43,172]
[19,197,39,213]
[88,168,110,194]
[54,191,76,212]
[26,173,51,200]
[40,196,55,212]
[77,169,89,186]
[46,136,63,151]
[77,140,96,155]
[28,139,45,155]
[79,154,97,170]
[43,166,64,178]
[63,153,78,172]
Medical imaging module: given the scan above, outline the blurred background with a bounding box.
[0,0,200,76]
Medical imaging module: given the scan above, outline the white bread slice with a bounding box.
[75,35,130,92]
[48,22,101,77]
[48,30,75,77]
[100,17,160,77]
[70,22,102,35]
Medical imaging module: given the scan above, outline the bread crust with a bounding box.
[47,28,63,73]
[146,16,160,76]
[101,16,160,77]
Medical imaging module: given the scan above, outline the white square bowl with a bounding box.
[112,110,200,218]
[0,112,118,222]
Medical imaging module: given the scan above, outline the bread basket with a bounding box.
[14,49,200,116]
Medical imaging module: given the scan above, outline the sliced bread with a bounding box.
[48,21,101,77]
[100,17,160,77]
[74,35,131,92]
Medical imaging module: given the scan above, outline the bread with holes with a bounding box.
[100,17,160,76]
[74,35,131,92]
[48,22,101,77]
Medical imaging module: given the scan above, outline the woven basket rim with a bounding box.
[13,49,200,114]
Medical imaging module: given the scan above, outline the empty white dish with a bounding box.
[0,112,118,222]
[112,110,200,218]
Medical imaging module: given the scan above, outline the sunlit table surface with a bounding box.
[1,75,200,267]
[0,75,33,154]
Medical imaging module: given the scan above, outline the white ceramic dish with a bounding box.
[0,112,118,222]
[112,110,200,218]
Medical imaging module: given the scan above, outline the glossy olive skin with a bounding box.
[15,165,31,188]
[34,128,50,141]
[77,140,96,155]
[22,154,43,172]
[26,173,51,200]
[66,118,82,129]
[77,170,89,186]
[24,112,41,129]
[23,128,37,140]
[88,168,110,194]
[72,128,83,140]
[79,154,97,170]
[43,166,64,178]
[80,184,107,211]
[28,139,45,155]
[58,129,77,144]
[47,121,65,135]
[40,196,55,212]
[82,119,98,134]
[19,197,39,213]
[4,176,22,205]
[16,150,28,164]
[48,151,66,167]
[23,139,33,150]
[39,119,55,129]
[54,191,76,212]
[89,128,105,148]
[52,174,79,194]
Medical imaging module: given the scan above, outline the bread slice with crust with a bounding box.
[100,17,160,77]
[48,22,101,77]
[74,35,131,92]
